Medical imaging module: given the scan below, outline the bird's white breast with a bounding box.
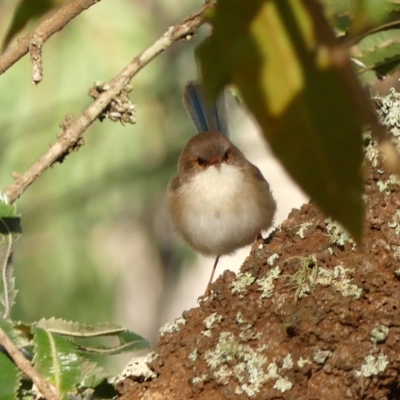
[173,164,267,256]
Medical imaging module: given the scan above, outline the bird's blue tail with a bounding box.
[183,81,229,137]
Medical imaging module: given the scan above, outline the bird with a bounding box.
[166,81,276,295]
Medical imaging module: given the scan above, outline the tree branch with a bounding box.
[0,0,101,77]
[0,326,59,400]
[1,3,212,204]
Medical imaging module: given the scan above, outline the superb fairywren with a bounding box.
[167,81,276,294]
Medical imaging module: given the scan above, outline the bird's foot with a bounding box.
[251,233,264,253]
[197,284,212,304]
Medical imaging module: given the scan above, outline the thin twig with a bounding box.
[2,4,212,204]
[0,326,59,400]
[0,0,101,77]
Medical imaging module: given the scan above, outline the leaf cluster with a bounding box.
[0,224,149,400]
[197,0,400,241]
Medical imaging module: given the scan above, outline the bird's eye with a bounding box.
[197,157,206,166]
[222,150,230,161]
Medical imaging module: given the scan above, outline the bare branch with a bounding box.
[0,0,101,77]
[0,326,59,400]
[1,4,212,203]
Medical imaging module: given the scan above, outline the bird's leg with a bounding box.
[201,255,220,298]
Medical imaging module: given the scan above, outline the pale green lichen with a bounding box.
[297,357,312,368]
[392,245,400,262]
[377,174,400,194]
[114,352,158,384]
[231,272,256,298]
[325,218,353,247]
[296,222,313,239]
[267,253,279,266]
[257,265,281,298]
[188,348,198,361]
[316,264,363,299]
[273,376,293,392]
[374,88,400,138]
[256,344,268,353]
[388,210,400,235]
[313,348,333,364]
[363,130,379,169]
[214,365,232,385]
[285,256,318,302]
[236,312,258,341]
[355,352,389,377]
[191,375,207,385]
[159,316,186,336]
[285,259,362,300]
[236,311,247,325]
[204,332,292,396]
[239,329,260,342]
[240,352,269,395]
[201,330,212,338]
[205,332,241,370]
[203,313,223,330]
[282,354,293,369]
[370,325,389,343]
[267,363,293,393]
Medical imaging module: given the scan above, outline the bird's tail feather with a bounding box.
[183,81,229,136]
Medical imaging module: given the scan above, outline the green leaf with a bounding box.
[76,330,150,356]
[353,28,400,77]
[79,359,107,388]
[0,352,21,400]
[198,0,368,239]
[0,197,16,218]
[321,0,400,33]
[35,318,125,338]
[0,318,17,340]
[32,326,81,395]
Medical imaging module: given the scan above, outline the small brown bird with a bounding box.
[167,81,276,294]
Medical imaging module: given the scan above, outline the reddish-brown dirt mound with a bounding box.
[116,163,400,399]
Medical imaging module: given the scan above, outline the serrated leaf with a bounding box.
[352,29,400,76]
[35,318,125,338]
[32,327,81,395]
[321,0,400,33]
[13,320,34,340]
[0,320,33,351]
[0,352,21,400]
[198,0,368,240]
[79,359,107,388]
[76,330,149,356]
[0,318,18,341]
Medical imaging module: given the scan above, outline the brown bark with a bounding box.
[0,0,101,77]
[116,149,400,399]
[1,4,211,204]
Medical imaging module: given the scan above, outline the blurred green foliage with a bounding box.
[0,0,203,330]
